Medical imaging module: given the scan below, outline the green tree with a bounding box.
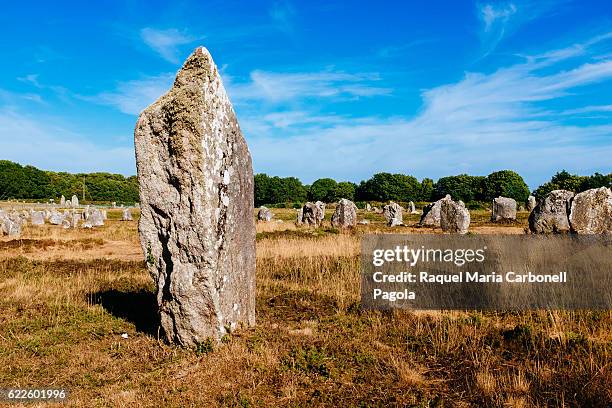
[355,173,420,202]
[483,170,530,203]
[434,174,485,202]
[419,178,434,202]
[533,170,587,199]
[332,181,357,201]
[309,178,337,202]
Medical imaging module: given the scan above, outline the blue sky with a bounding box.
[0,0,611,189]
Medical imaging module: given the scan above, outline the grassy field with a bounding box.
[0,207,610,407]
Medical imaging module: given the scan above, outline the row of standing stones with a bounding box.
[0,206,135,237]
[129,47,611,347]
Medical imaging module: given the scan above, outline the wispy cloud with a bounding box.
[227,70,392,104]
[0,108,134,174]
[240,32,612,187]
[85,73,175,115]
[140,28,197,63]
[269,1,296,32]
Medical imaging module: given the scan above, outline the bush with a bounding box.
[483,170,530,203]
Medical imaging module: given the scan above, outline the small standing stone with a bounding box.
[331,199,357,228]
[383,202,403,226]
[491,197,517,222]
[60,195,66,206]
[257,206,273,222]
[31,211,45,226]
[71,195,79,208]
[569,187,612,234]
[440,198,470,234]
[296,208,303,225]
[419,195,451,227]
[301,201,325,227]
[122,208,133,221]
[529,190,574,233]
[527,195,537,212]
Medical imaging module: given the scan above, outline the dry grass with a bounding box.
[0,207,610,407]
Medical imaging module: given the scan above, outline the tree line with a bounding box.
[1,160,609,206]
[254,170,611,207]
[0,160,139,204]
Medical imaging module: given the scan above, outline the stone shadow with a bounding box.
[90,289,160,336]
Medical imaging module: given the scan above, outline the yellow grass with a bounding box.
[0,207,609,407]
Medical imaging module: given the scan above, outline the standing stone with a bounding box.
[65,199,71,208]
[419,195,451,227]
[31,211,45,226]
[529,190,574,234]
[0,214,21,237]
[60,195,66,207]
[408,201,418,214]
[70,212,81,228]
[440,198,470,234]
[49,212,64,225]
[569,187,612,234]
[90,209,105,227]
[365,203,372,211]
[491,197,517,222]
[122,208,133,221]
[527,195,537,212]
[71,195,79,208]
[331,198,357,228]
[134,46,256,346]
[296,208,303,225]
[383,202,403,226]
[257,206,273,222]
[301,201,325,227]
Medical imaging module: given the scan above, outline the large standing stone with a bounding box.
[527,195,536,212]
[257,206,273,222]
[419,195,451,227]
[331,198,357,228]
[134,47,256,346]
[0,214,21,237]
[440,198,470,234]
[569,187,612,234]
[301,201,325,227]
[528,190,574,233]
[383,202,403,226]
[491,196,517,222]
[71,195,79,208]
[90,209,105,227]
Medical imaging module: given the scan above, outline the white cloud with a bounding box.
[227,70,391,103]
[87,73,175,115]
[0,109,135,174]
[140,28,196,63]
[241,34,612,188]
[480,2,517,32]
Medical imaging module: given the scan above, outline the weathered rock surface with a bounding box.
[296,208,303,225]
[408,201,418,214]
[0,214,21,237]
[491,196,517,222]
[383,202,403,226]
[122,208,133,221]
[49,212,64,225]
[569,187,612,234]
[31,211,45,226]
[419,195,451,227]
[527,195,536,212]
[528,190,574,233]
[134,46,256,346]
[257,206,273,222]
[301,201,325,227]
[440,198,470,234]
[71,195,79,208]
[90,209,105,227]
[60,195,66,206]
[331,199,357,228]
